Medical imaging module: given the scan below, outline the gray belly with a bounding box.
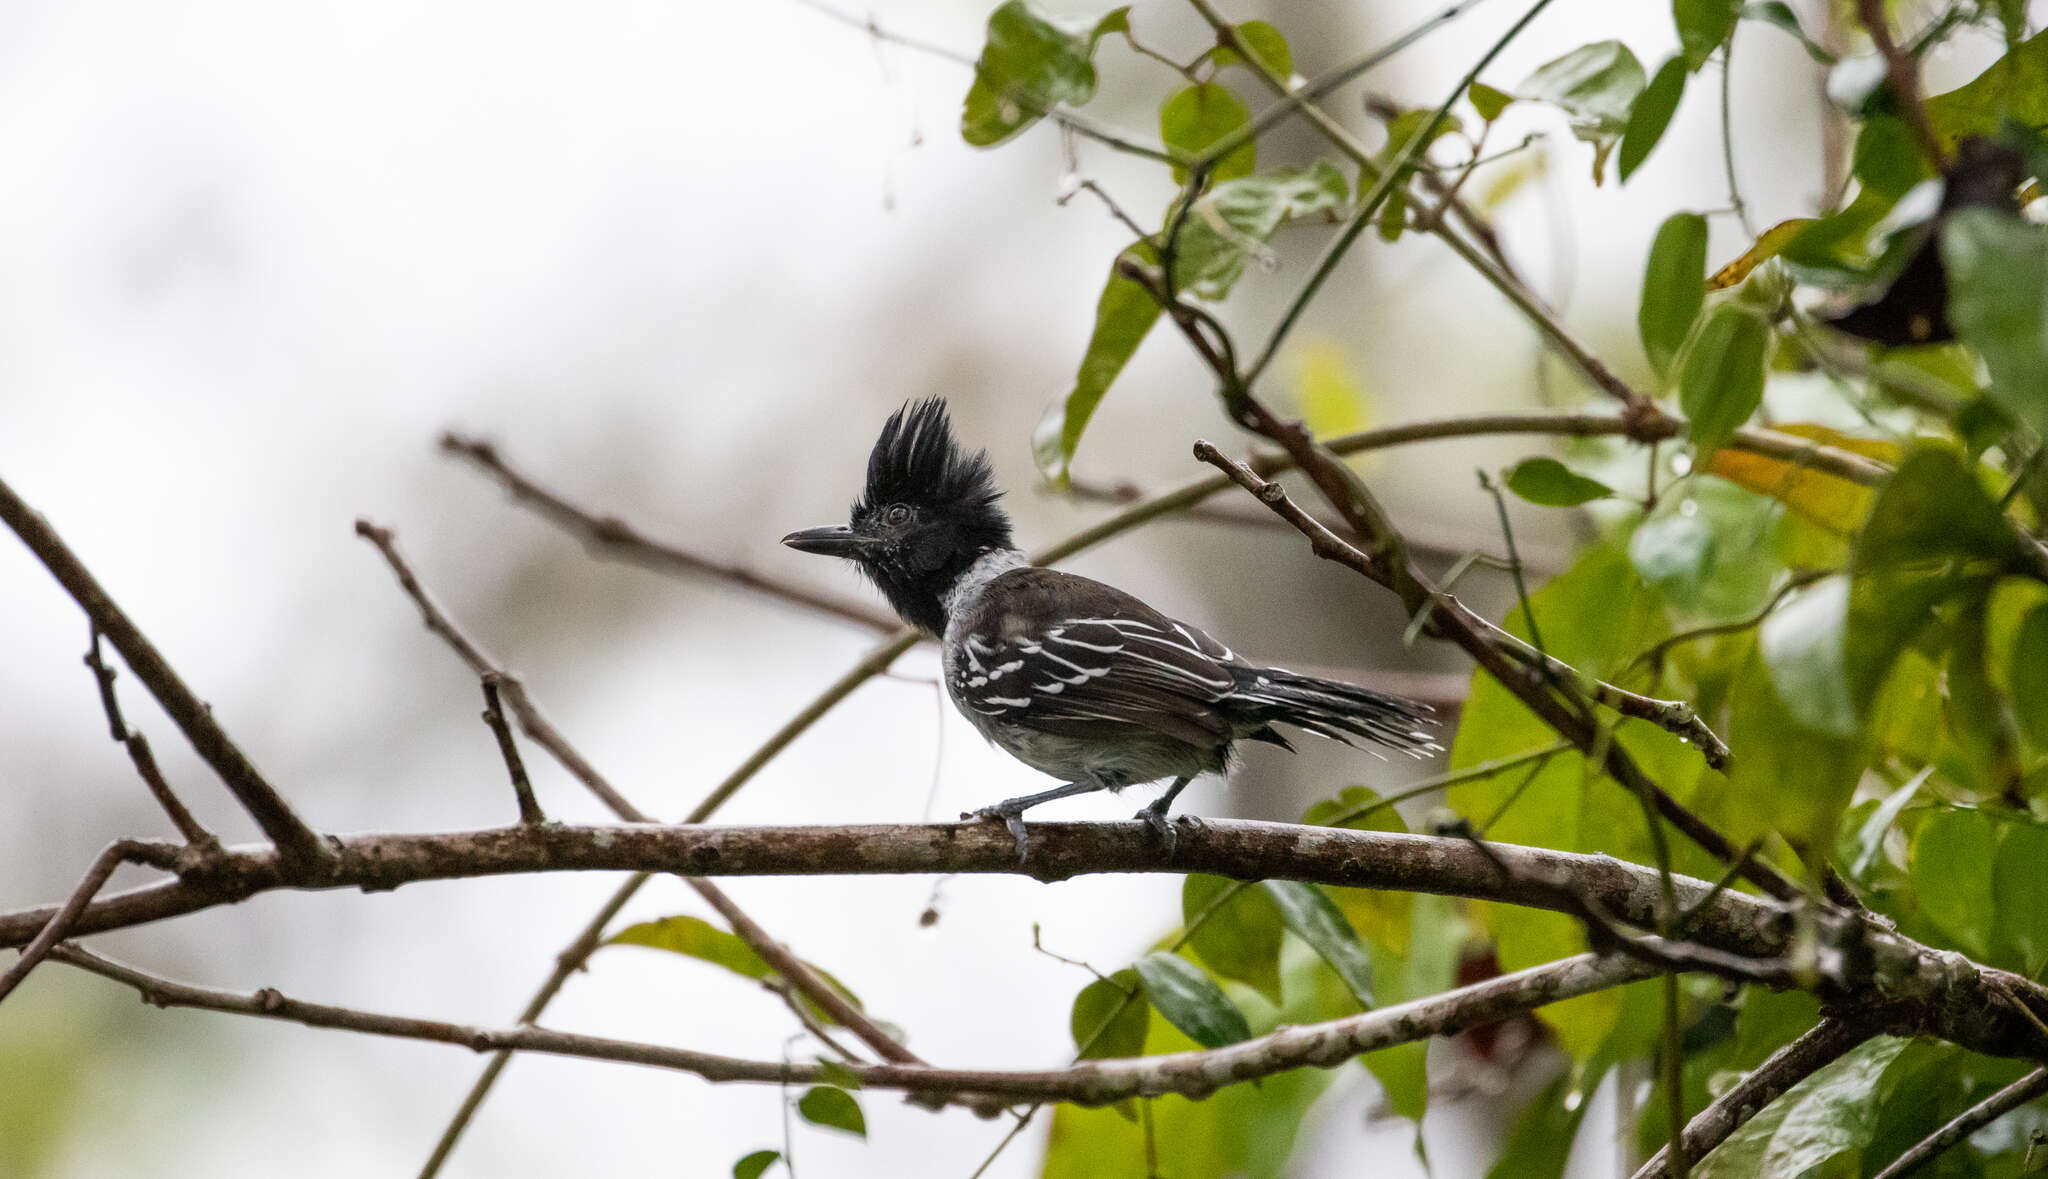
[962,705,1219,789]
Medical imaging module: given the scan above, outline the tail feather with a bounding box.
[1229,666,1440,756]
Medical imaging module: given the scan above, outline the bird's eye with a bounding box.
[884,504,911,526]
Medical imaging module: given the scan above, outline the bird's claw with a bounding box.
[1136,804,1178,856]
[970,805,1032,864]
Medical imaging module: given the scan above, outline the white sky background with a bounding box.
[0,0,2027,1175]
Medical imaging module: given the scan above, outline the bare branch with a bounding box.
[51,941,1646,1105]
[84,627,216,847]
[438,433,897,633]
[354,518,647,822]
[0,474,331,870]
[1854,0,1946,169]
[479,675,546,826]
[1870,1066,2048,1179]
[0,840,183,1004]
[1631,1018,1877,1179]
[687,878,924,1067]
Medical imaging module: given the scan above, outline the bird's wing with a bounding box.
[949,568,1245,747]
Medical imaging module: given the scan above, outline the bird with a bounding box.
[781,397,1438,859]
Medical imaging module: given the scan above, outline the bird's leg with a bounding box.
[969,780,1104,863]
[1136,776,1195,854]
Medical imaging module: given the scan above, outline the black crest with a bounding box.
[840,398,1014,633]
[858,397,1004,523]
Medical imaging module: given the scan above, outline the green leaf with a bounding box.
[1640,211,1709,380]
[1033,242,1161,487]
[1679,304,1770,452]
[1518,41,1648,182]
[1997,820,2048,976]
[960,0,1101,148]
[1943,208,2048,441]
[1469,81,1514,122]
[1070,968,1150,1060]
[1161,83,1254,183]
[1741,2,1836,63]
[1695,1036,1909,1178]
[1846,770,1926,880]
[1182,875,1284,1004]
[2012,606,2048,749]
[1923,29,2048,155]
[608,915,770,980]
[1854,447,2017,572]
[1757,576,1858,738]
[1619,56,1687,181]
[1911,808,1999,959]
[1726,645,1864,853]
[733,1149,781,1179]
[796,1086,867,1139]
[1262,881,1374,1007]
[1210,21,1292,78]
[1628,510,1717,598]
[1674,0,1738,70]
[1133,952,1253,1048]
[1505,457,1614,507]
[1171,162,1350,300]
[1090,6,1131,44]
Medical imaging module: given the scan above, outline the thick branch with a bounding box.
[1630,1018,1876,1179]
[53,941,1643,1104]
[7,817,2048,1061]
[0,475,331,870]
[438,433,897,633]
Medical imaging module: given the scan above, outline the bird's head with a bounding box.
[782,397,1012,633]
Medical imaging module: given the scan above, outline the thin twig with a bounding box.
[354,521,925,1176]
[439,433,897,633]
[0,840,178,1004]
[354,519,647,822]
[52,940,1646,1105]
[1631,1018,1877,1179]
[1855,0,1946,169]
[83,627,215,846]
[0,474,331,870]
[1871,1066,2048,1178]
[479,675,546,826]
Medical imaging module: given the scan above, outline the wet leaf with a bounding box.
[733,1149,781,1179]
[1518,41,1647,182]
[1172,162,1349,300]
[1263,881,1374,1007]
[1695,1036,1908,1177]
[1942,207,2048,439]
[1674,0,1738,70]
[1134,952,1253,1048]
[961,0,1101,147]
[1911,808,1998,959]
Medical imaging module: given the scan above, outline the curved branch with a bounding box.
[0,475,331,871]
[438,434,899,633]
[55,941,1644,1104]
[1630,1017,1876,1179]
[1870,1066,2048,1179]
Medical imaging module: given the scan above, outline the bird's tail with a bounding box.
[1229,666,1440,756]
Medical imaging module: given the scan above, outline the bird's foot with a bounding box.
[1135,802,1180,856]
[968,805,1032,864]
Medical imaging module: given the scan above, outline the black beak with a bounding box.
[781,525,868,559]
